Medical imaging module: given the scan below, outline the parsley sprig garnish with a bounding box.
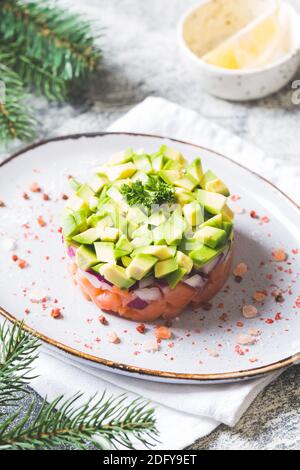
[121,176,175,209]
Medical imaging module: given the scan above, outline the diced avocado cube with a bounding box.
[91,263,104,273]
[142,245,176,260]
[131,237,152,249]
[133,154,152,172]
[68,176,81,191]
[121,255,132,267]
[132,224,153,241]
[163,159,182,171]
[166,267,187,289]
[75,245,98,271]
[73,228,99,245]
[222,204,234,222]
[159,170,181,185]
[183,201,204,226]
[89,196,99,211]
[206,178,230,197]
[127,220,139,239]
[186,158,204,183]
[66,194,87,212]
[148,211,167,226]
[100,264,135,289]
[127,207,148,225]
[62,209,88,238]
[116,235,133,255]
[155,257,178,278]
[114,213,128,234]
[131,171,150,185]
[180,237,203,253]
[107,163,136,181]
[160,145,187,165]
[107,185,124,202]
[98,226,120,242]
[175,188,195,206]
[88,174,108,193]
[151,154,164,171]
[76,184,95,203]
[196,189,227,215]
[176,251,193,274]
[175,174,198,191]
[200,214,223,229]
[200,170,217,189]
[153,224,166,245]
[223,221,233,236]
[194,227,227,249]
[190,245,220,267]
[164,212,185,245]
[94,242,116,264]
[126,254,158,280]
[108,148,133,165]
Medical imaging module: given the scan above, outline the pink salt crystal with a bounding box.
[107,331,120,344]
[242,305,258,319]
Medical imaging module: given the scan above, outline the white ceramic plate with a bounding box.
[0,133,299,384]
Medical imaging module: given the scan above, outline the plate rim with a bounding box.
[1,131,299,383]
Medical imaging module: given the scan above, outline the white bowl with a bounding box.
[178,0,300,101]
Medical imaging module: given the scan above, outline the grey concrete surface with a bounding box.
[1,0,299,450]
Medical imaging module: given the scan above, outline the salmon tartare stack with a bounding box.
[62,145,234,322]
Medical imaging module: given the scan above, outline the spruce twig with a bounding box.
[0,323,159,450]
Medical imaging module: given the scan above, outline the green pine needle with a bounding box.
[0,62,36,145]
[0,322,159,450]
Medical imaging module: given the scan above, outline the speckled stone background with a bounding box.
[1,0,300,450]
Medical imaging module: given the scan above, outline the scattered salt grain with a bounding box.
[236,334,255,346]
[143,340,159,353]
[233,263,248,277]
[108,331,120,344]
[253,291,266,302]
[242,305,258,319]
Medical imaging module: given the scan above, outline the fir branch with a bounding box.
[0,394,158,450]
[0,62,36,145]
[0,323,159,450]
[0,0,102,100]
[0,321,39,408]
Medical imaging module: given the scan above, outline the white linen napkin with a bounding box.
[25,96,299,450]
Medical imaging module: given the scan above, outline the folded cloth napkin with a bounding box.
[17,98,300,449]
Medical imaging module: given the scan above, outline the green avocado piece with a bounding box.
[221,204,234,222]
[151,154,164,171]
[98,227,120,242]
[108,148,133,165]
[68,176,81,191]
[175,174,198,192]
[94,242,116,264]
[65,194,87,212]
[127,207,148,225]
[116,235,133,255]
[142,245,176,260]
[107,163,137,181]
[206,178,230,197]
[73,228,99,244]
[175,188,195,206]
[133,154,152,172]
[194,226,228,249]
[76,184,95,203]
[164,212,185,245]
[163,158,182,171]
[131,171,150,185]
[180,237,203,253]
[223,221,233,236]
[148,211,167,226]
[121,256,132,268]
[200,213,223,229]
[131,237,152,249]
[88,196,98,212]
[95,215,114,232]
[106,185,124,202]
[160,145,187,165]
[91,263,104,273]
[186,158,204,183]
[100,264,135,290]
[88,174,108,193]
[126,254,158,280]
[75,245,98,271]
[200,170,217,188]
[196,189,227,215]
[183,201,204,226]
[155,257,178,278]
[153,224,166,245]
[190,245,221,267]
[166,267,187,289]
[176,251,193,274]
[62,209,88,238]
[159,170,181,185]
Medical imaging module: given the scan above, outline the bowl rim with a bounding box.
[178,0,300,76]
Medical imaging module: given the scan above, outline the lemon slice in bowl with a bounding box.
[202,2,288,70]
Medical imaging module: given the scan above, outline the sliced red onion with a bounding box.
[134,287,161,302]
[78,269,113,290]
[86,269,113,285]
[139,277,155,289]
[127,298,148,310]
[184,274,207,289]
[67,245,76,258]
[201,253,224,275]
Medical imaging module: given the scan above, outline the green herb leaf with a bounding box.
[121,176,175,209]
